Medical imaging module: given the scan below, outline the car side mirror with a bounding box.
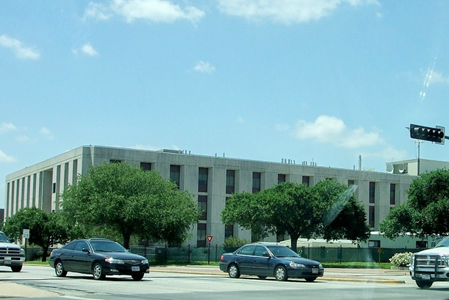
[263,252,271,258]
[82,248,89,253]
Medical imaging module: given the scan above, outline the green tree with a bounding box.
[2,207,71,261]
[313,180,370,242]
[61,162,199,248]
[222,181,369,252]
[381,169,449,238]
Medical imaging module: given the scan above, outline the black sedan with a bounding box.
[49,238,150,281]
[219,243,324,281]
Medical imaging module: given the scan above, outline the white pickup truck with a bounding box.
[409,236,449,289]
[0,231,25,272]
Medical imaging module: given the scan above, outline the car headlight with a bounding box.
[289,261,306,268]
[142,259,149,264]
[105,258,124,264]
[20,248,25,255]
[409,255,415,267]
[319,264,323,269]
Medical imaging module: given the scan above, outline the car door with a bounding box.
[70,241,92,273]
[235,245,256,275]
[251,245,271,276]
[57,241,77,271]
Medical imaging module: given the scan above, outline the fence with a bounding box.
[26,245,422,264]
[128,245,422,265]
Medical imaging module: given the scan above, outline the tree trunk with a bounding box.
[41,245,49,262]
[289,232,299,253]
[123,234,131,249]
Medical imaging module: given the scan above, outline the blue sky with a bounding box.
[2,0,449,209]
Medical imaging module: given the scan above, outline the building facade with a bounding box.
[5,145,418,246]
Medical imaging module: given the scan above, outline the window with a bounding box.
[170,165,181,189]
[368,240,380,248]
[348,180,355,186]
[416,241,427,248]
[225,224,234,239]
[369,182,375,203]
[238,245,255,256]
[224,196,234,239]
[109,159,123,163]
[198,196,207,220]
[254,246,266,256]
[390,183,396,205]
[226,170,235,194]
[278,174,286,184]
[140,162,152,171]
[197,223,206,248]
[302,176,310,187]
[74,241,89,252]
[369,206,375,228]
[198,167,208,192]
[252,172,261,193]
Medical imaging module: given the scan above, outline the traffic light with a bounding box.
[409,124,445,144]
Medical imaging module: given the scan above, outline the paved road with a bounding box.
[2,265,448,300]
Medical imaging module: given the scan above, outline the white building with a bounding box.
[5,145,423,247]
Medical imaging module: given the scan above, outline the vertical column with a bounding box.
[51,165,61,212]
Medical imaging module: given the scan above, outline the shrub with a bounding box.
[389,252,413,267]
[223,236,249,248]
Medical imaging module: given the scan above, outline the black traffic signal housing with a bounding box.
[410,124,445,144]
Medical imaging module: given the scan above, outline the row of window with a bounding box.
[138,161,398,245]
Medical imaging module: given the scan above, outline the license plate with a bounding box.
[421,274,431,280]
[312,268,319,274]
[132,266,140,272]
[5,257,11,265]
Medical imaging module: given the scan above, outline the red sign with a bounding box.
[206,235,213,243]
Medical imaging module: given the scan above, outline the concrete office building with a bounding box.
[5,145,419,247]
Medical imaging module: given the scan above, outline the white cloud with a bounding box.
[428,71,449,85]
[0,150,15,163]
[72,43,99,56]
[82,43,99,56]
[361,146,408,162]
[40,127,54,140]
[85,0,205,24]
[293,115,383,149]
[194,61,215,74]
[0,35,40,59]
[275,123,290,131]
[84,2,112,20]
[15,135,32,143]
[0,122,17,134]
[133,144,159,150]
[216,0,379,24]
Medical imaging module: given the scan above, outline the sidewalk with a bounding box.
[0,266,409,298]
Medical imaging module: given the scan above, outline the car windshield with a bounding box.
[0,232,11,243]
[90,241,127,253]
[435,237,449,248]
[266,245,300,258]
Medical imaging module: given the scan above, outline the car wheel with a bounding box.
[274,266,288,281]
[55,261,67,277]
[11,265,22,272]
[132,273,144,281]
[305,277,317,282]
[415,280,433,289]
[228,264,240,278]
[258,276,267,280]
[93,263,106,280]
